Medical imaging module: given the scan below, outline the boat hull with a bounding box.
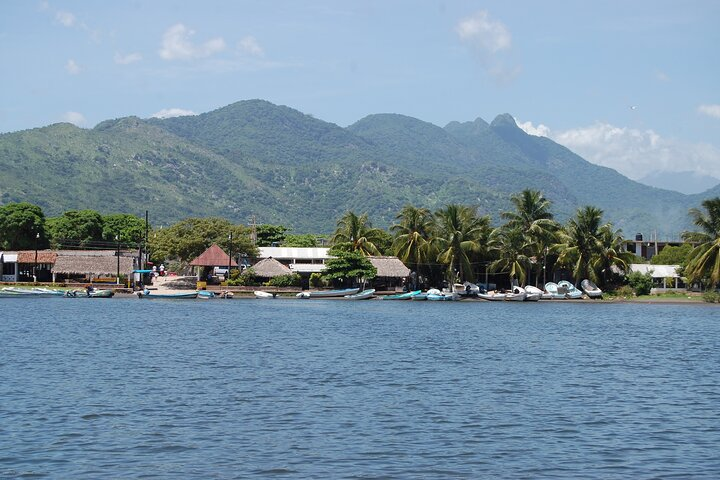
[297,288,360,298]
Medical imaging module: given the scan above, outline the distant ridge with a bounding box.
[0,99,709,237]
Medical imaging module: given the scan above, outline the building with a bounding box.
[628,263,685,292]
[1,249,136,284]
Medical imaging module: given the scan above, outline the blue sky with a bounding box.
[2,1,719,191]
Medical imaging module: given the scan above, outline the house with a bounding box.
[629,263,685,292]
[251,257,293,281]
[52,250,136,284]
[189,244,237,282]
[368,256,411,291]
[0,251,18,282]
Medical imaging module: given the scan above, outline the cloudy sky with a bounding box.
[2,1,719,191]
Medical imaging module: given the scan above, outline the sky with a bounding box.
[2,1,719,193]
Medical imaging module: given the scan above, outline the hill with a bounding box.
[0,99,709,236]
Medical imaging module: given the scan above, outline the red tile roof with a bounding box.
[189,244,238,267]
[17,251,58,264]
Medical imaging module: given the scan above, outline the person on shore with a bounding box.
[159,264,165,276]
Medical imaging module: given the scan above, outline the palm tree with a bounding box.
[593,224,636,287]
[488,226,532,286]
[682,197,720,287]
[330,211,384,256]
[391,205,433,284]
[500,189,559,286]
[554,206,605,285]
[432,204,490,283]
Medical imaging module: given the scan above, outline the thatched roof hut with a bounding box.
[17,251,58,264]
[369,256,411,278]
[251,257,292,278]
[189,244,238,267]
[53,253,135,276]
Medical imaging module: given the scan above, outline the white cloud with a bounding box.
[517,119,720,180]
[114,52,143,65]
[455,10,518,83]
[151,108,196,119]
[238,36,264,57]
[62,111,86,126]
[698,104,720,119]
[56,10,76,27]
[65,59,81,74]
[456,10,511,53]
[159,24,226,60]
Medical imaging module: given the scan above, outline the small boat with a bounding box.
[198,291,216,299]
[254,290,277,299]
[505,286,526,301]
[524,285,543,301]
[137,289,198,299]
[296,287,360,299]
[411,293,428,301]
[344,289,375,300]
[581,279,603,299]
[87,287,114,298]
[453,282,480,297]
[1,287,66,297]
[382,290,422,300]
[426,288,459,301]
[558,280,583,299]
[477,290,508,301]
[544,282,567,299]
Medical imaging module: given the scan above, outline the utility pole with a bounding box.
[250,215,257,246]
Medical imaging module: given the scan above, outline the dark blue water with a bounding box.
[1,297,718,479]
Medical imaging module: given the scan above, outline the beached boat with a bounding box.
[477,290,508,301]
[137,289,198,299]
[198,291,216,299]
[87,288,114,298]
[1,286,66,297]
[523,285,542,301]
[296,287,360,299]
[382,290,422,300]
[505,286,527,301]
[254,290,277,299]
[558,280,583,299]
[581,279,603,298]
[544,282,567,299]
[453,282,480,297]
[411,293,428,301]
[345,289,375,300]
[427,288,459,301]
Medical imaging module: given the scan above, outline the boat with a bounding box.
[453,282,480,297]
[137,289,198,299]
[581,279,603,298]
[427,288,459,301]
[544,282,567,299]
[1,286,66,297]
[87,287,114,298]
[505,286,526,301]
[558,280,583,299]
[411,293,428,301]
[477,290,508,301]
[198,290,216,299]
[296,287,360,299]
[254,290,277,299]
[524,285,543,301]
[381,290,422,300]
[344,289,375,300]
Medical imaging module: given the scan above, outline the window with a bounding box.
[2,263,16,275]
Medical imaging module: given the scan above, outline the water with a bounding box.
[1,297,718,479]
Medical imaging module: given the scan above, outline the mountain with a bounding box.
[0,99,711,236]
[638,170,720,195]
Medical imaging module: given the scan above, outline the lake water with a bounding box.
[1,297,718,479]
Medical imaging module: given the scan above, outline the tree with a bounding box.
[500,189,559,286]
[283,233,319,248]
[256,224,288,247]
[330,211,385,256]
[650,243,693,266]
[391,205,434,282]
[554,206,605,285]
[432,204,490,283]
[102,213,147,245]
[322,251,377,287]
[149,217,257,263]
[46,210,104,248]
[682,197,720,287]
[592,224,636,287]
[0,202,47,250]
[488,226,532,286]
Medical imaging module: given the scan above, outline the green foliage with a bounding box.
[283,233,319,247]
[46,209,104,247]
[650,243,693,266]
[682,198,720,287]
[309,272,325,287]
[265,273,301,287]
[0,202,47,250]
[228,268,260,286]
[102,213,147,244]
[626,271,653,296]
[330,211,385,256]
[322,251,377,285]
[256,224,288,247]
[701,290,720,303]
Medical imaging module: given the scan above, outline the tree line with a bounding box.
[2,192,719,289]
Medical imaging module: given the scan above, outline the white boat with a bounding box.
[581,279,603,298]
[453,282,480,297]
[558,280,583,299]
[505,286,526,301]
[523,285,543,301]
[254,290,277,299]
[477,290,508,301]
[544,282,567,299]
[427,288,459,301]
[345,289,375,300]
[296,287,360,299]
[1,286,66,297]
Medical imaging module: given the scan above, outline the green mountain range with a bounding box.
[0,99,715,237]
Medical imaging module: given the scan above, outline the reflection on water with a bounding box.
[1,298,718,478]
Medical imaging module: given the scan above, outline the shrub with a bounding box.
[702,291,720,303]
[265,273,301,287]
[626,271,653,296]
[310,272,325,288]
[228,268,260,286]
[614,285,635,298]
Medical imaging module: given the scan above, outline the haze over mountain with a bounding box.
[0,99,711,238]
[638,171,720,195]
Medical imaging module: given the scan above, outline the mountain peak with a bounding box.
[490,113,519,129]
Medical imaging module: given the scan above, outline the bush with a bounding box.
[228,268,261,286]
[626,271,653,296]
[702,291,720,303]
[265,273,301,287]
[614,285,635,298]
[310,272,325,288]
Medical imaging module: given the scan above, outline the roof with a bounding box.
[0,252,18,262]
[258,247,330,261]
[289,263,327,273]
[629,263,681,278]
[189,244,238,267]
[17,251,58,264]
[369,256,411,278]
[53,253,135,275]
[251,257,293,277]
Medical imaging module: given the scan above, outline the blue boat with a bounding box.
[137,289,198,299]
[296,288,360,299]
[381,290,422,300]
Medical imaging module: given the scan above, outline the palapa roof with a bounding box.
[251,257,293,277]
[369,256,410,278]
[17,251,58,264]
[53,253,135,275]
[189,244,238,267]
